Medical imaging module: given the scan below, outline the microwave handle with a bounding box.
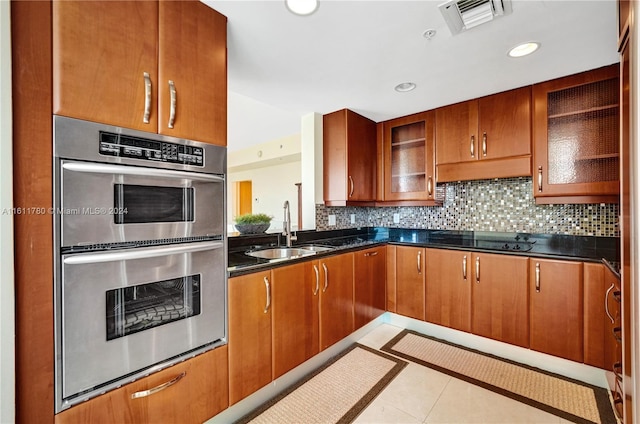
[63,241,223,265]
[61,162,224,182]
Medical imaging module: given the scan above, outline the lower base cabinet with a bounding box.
[318,253,355,350]
[354,246,386,329]
[55,346,229,424]
[228,271,272,405]
[272,261,319,379]
[425,248,471,332]
[529,259,584,362]
[394,246,425,320]
[471,252,529,348]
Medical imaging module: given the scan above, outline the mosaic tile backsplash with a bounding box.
[315,177,619,237]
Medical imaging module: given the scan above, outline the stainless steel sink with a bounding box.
[299,244,335,252]
[246,247,315,259]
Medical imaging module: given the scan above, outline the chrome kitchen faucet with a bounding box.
[283,200,297,247]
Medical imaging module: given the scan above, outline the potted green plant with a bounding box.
[234,213,273,235]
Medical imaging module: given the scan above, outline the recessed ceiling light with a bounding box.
[508,42,540,58]
[422,29,437,40]
[285,0,319,16]
[395,82,416,92]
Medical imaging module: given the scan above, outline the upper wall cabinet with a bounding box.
[435,86,532,182]
[532,64,619,204]
[381,111,438,204]
[53,0,227,145]
[323,109,377,206]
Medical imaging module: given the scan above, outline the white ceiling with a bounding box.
[204,0,620,152]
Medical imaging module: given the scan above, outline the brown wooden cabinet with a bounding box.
[393,245,426,320]
[381,112,437,203]
[317,253,355,350]
[425,248,471,332]
[353,246,386,329]
[55,346,229,424]
[52,0,227,145]
[271,262,319,379]
[435,87,532,182]
[228,271,272,405]
[529,259,584,362]
[533,64,619,203]
[323,109,377,206]
[471,253,529,348]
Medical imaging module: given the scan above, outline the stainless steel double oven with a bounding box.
[53,116,227,412]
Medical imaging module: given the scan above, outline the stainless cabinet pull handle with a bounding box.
[131,372,185,399]
[364,251,378,257]
[427,177,433,196]
[168,80,176,129]
[263,276,271,313]
[462,255,467,280]
[322,263,328,292]
[417,250,422,274]
[475,257,480,283]
[537,166,543,192]
[535,263,540,292]
[482,132,487,156]
[313,264,319,296]
[470,135,475,157]
[143,72,152,124]
[605,282,616,324]
[348,176,354,197]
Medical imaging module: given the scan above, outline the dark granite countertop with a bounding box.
[228,227,619,277]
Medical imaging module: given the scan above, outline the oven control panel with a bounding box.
[99,131,204,166]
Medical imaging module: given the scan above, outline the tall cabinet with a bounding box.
[12,1,229,422]
[53,0,227,145]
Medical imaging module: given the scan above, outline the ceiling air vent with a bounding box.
[438,0,512,35]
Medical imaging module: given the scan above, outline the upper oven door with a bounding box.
[60,160,224,248]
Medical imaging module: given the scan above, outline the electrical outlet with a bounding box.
[350,214,355,224]
[328,215,336,226]
[393,213,400,224]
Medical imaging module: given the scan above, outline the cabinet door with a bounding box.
[228,272,272,405]
[395,246,425,320]
[354,246,386,329]
[425,249,471,332]
[533,64,619,201]
[55,346,229,424]
[53,1,158,131]
[383,112,436,202]
[471,253,529,348]
[318,253,354,350]
[158,1,227,144]
[323,109,377,205]
[435,100,478,165]
[271,262,319,379]
[478,86,531,160]
[530,259,583,362]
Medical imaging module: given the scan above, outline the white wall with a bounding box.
[228,160,301,232]
[0,1,15,422]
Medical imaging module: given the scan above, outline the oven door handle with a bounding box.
[63,241,223,265]
[62,162,224,182]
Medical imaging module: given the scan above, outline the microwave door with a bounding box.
[59,161,224,247]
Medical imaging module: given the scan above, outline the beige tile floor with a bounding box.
[354,324,577,424]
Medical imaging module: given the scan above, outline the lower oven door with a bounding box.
[58,240,225,402]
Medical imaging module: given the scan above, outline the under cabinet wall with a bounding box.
[316,177,619,237]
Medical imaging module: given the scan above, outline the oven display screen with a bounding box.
[114,184,194,224]
[105,274,201,341]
